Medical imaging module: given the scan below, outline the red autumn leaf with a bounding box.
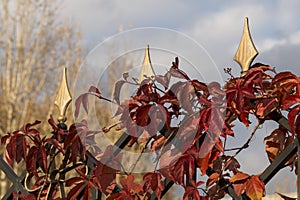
[250,63,272,72]
[64,128,78,150]
[170,57,190,80]
[155,72,171,89]
[170,67,190,80]
[136,104,152,127]
[245,175,265,200]
[75,93,89,118]
[37,146,48,173]
[207,184,226,199]
[224,157,240,173]
[82,94,89,114]
[233,181,248,196]
[184,181,205,200]
[229,172,250,183]
[208,81,225,99]
[6,134,28,165]
[198,107,211,132]
[146,105,171,135]
[115,100,139,118]
[287,105,300,135]
[272,72,298,88]
[99,145,123,170]
[45,138,64,154]
[21,120,41,135]
[264,127,287,163]
[143,172,165,200]
[26,146,38,175]
[208,106,224,135]
[282,94,300,110]
[158,148,182,182]
[66,177,84,187]
[226,79,255,110]
[191,80,209,96]
[179,82,196,114]
[206,172,220,187]
[183,185,201,200]
[93,145,123,194]
[158,90,178,105]
[64,121,92,164]
[222,123,234,137]
[67,182,86,200]
[244,68,265,89]
[197,148,220,176]
[230,172,250,196]
[169,81,186,98]
[256,98,279,118]
[88,85,101,96]
[169,62,190,80]
[83,186,90,200]
[94,162,117,195]
[226,67,269,127]
[170,152,195,185]
[177,117,199,147]
[107,190,138,200]
[120,174,143,195]
[141,83,153,96]
[158,90,180,117]
[113,80,126,104]
[1,133,11,145]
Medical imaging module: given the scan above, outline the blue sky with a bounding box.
[60,0,300,195]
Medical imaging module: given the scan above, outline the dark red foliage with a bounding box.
[143,172,165,200]
[183,180,206,200]
[2,57,299,200]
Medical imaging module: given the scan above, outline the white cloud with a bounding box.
[260,38,287,52]
[58,0,300,193]
[289,30,300,45]
[260,30,300,52]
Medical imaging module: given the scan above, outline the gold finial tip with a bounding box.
[234,17,259,76]
[54,67,72,123]
[137,44,155,83]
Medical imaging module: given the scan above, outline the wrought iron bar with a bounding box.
[259,139,298,184]
[0,157,28,198]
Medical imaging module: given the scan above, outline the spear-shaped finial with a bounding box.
[234,17,259,76]
[54,68,72,123]
[137,44,155,83]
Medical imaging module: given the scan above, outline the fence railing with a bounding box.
[0,17,299,200]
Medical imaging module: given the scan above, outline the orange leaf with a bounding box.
[264,127,287,163]
[233,181,247,196]
[245,176,265,200]
[229,172,250,183]
[206,173,220,187]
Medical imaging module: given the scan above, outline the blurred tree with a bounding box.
[0,0,82,197]
[0,0,81,136]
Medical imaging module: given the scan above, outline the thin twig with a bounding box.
[129,138,152,174]
[229,122,261,160]
[214,122,262,197]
